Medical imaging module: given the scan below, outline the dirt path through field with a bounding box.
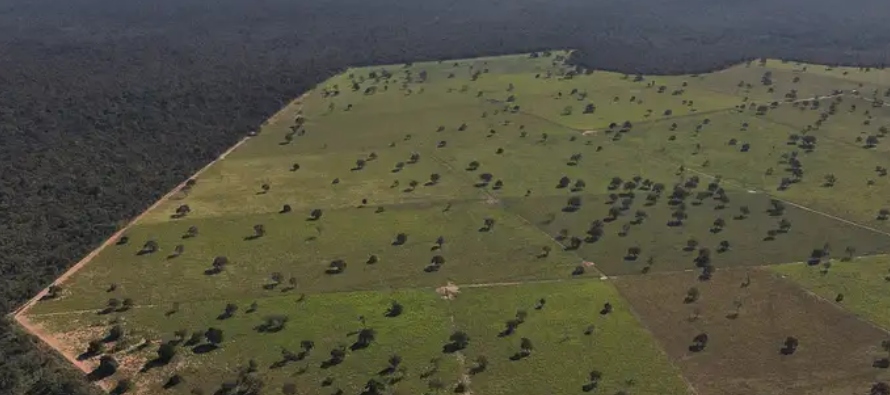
[9,135,249,383]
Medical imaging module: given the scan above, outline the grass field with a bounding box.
[22,51,890,394]
[613,269,890,395]
[772,255,890,330]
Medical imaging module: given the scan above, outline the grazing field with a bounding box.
[448,280,690,395]
[20,51,890,395]
[613,269,890,395]
[772,255,890,329]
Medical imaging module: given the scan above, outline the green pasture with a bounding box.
[449,280,690,395]
[771,254,890,330]
[25,51,890,394]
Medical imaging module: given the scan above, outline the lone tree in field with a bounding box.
[429,173,441,185]
[712,218,726,233]
[626,246,641,260]
[470,355,489,375]
[170,244,185,258]
[352,328,377,350]
[185,226,199,238]
[445,331,470,353]
[843,246,857,261]
[564,196,582,212]
[684,287,700,303]
[174,204,191,218]
[204,327,224,347]
[385,300,403,317]
[583,371,604,392]
[781,336,799,355]
[871,382,890,395]
[778,218,792,233]
[252,224,266,238]
[156,342,178,365]
[769,199,785,216]
[393,232,408,245]
[690,333,709,352]
[220,303,238,319]
[481,218,496,231]
[326,259,346,274]
[139,240,159,255]
[210,256,229,274]
[309,208,323,221]
[478,173,493,186]
[466,161,480,171]
[326,346,347,367]
[512,337,534,359]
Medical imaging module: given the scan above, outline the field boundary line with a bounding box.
[9,93,309,384]
[678,165,890,239]
[764,267,890,335]
[611,281,701,395]
[10,135,251,319]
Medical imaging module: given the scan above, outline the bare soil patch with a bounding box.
[436,281,461,300]
[613,268,890,395]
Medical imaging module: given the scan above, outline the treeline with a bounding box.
[2,0,890,393]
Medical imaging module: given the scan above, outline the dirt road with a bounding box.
[9,135,250,383]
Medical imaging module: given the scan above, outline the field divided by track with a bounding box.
[20,51,890,395]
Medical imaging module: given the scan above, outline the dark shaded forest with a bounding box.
[2,0,890,393]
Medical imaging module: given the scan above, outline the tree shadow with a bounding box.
[243,234,261,241]
[377,366,396,376]
[139,357,170,373]
[191,344,218,354]
[581,382,599,392]
[76,350,99,361]
[204,268,222,275]
[320,358,344,369]
[873,358,889,369]
[86,365,116,382]
[349,341,370,351]
[779,346,796,355]
[216,312,234,320]
[442,342,464,354]
[254,323,285,333]
[162,376,182,389]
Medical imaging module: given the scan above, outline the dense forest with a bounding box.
[3,0,890,393]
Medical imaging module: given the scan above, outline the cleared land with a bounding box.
[772,255,890,330]
[613,269,890,395]
[19,51,890,394]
